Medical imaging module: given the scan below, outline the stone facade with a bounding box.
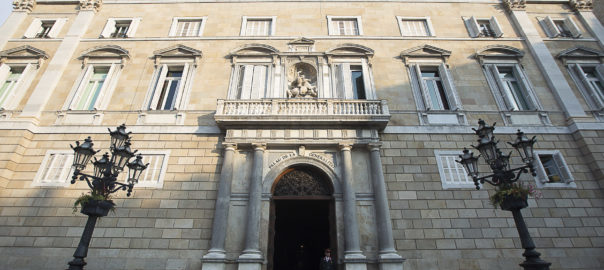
[0,0,603,270]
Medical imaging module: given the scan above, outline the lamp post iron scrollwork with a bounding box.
[457,119,551,270]
[66,124,148,270]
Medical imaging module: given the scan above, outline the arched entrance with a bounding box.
[268,166,336,270]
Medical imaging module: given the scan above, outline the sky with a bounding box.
[0,0,12,26]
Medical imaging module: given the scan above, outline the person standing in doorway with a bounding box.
[319,248,334,270]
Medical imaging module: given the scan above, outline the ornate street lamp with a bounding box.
[67,125,148,270]
[457,119,550,270]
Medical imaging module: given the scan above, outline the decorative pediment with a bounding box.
[288,38,315,52]
[475,45,524,64]
[229,44,279,56]
[288,37,315,46]
[0,45,48,67]
[400,45,451,64]
[557,46,604,64]
[153,44,202,66]
[78,45,129,67]
[325,44,374,57]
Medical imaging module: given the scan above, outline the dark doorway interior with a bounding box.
[272,199,331,270]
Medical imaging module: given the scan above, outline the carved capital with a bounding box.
[570,0,593,11]
[222,143,237,151]
[12,0,35,12]
[79,0,102,12]
[503,0,526,12]
[338,143,353,151]
[252,143,267,151]
[367,142,382,152]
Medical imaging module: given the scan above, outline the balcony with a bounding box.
[215,99,391,130]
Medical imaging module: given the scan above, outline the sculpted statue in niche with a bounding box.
[287,62,318,98]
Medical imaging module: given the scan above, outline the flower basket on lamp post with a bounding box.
[500,195,529,211]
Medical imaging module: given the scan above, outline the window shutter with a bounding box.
[3,63,33,107]
[126,18,141,37]
[341,63,353,99]
[513,64,539,110]
[24,19,42,38]
[239,65,254,99]
[467,16,480,37]
[47,18,66,38]
[572,64,604,110]
[0,64,11,84]
[169,18,179,36]
[407,64,424,110]
[93,64,117,110]
[426,18,436,36]
[533,158,549,183]
[172,63,189,110]
[69,65,94,110]
[489,16,503,37]
[553,152,573,183]
[149,64,168,110]
[564,16,582,38]
[543,16,560,37]
[0,65,13,108]
[413,65,433,110]
[488,65,515,110]
[438,63,462,110]
[335,64,346,98]
[251,65,268,99]
[100,19,116,38]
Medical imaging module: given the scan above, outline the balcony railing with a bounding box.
[215,99,390,129]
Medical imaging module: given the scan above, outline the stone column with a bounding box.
[238,143,266,270]
[368,143,405,270]
[339,143,367,270]
[20,0,100,119]
[0,0,34,50]
[503,0,587,118]
[202,143,236,270]
[570,0,604,49]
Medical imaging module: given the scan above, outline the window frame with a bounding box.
[408,63,461,111]
[482,62,541,112]
[240,16,276,36]
[121,150,169,188]
[32,150,74,187]
[540,16,582,38]
[397,16,435,37]
[0,63,37,110]
[63,62,121,111]
[144,61,195,111]
[169,17,207,37]
[327,16,363,36]
[435,150,477,189]
[23,18,67,39]
[100,18,141,38]
[463,16,503,38]
[330,58,376,99]
[567,63,604,111]
[532,150,576,188]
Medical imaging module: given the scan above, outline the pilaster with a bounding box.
[0,0,35,50]
[19,1,99,120]
[570,0,604,49]
[503,0,587,119]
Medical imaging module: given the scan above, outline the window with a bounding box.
[397,17,434,37]
[169,17,206,37]
[540,16,581,38]
[327,16,362,36]
[435,150,476,189]
[23,18,67,38]
[100,18,141,38]
[333,63,374,99]
[148,65,186,110]
[0,64,36,110]
[533,150,575,188]
[235,65,269,99]
[568,64,604,110]
[483,64,539,111]
[464,16,503,38]
[66,64,119,110]
[123,151,169,188]
[408,63,461,111]
[240,16,276,36]
[32,151,73,187]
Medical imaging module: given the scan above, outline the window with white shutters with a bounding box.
[435,150,476,189]
[23,18,67,38]
[398,17,434,36]
[234,64,269,99]
[67,65,119,110]
[540,16,582,38]
[568,64,604,111]
[32,151,74,187]
[464,16,503,38]
[240,17,275,36]
[100,18,141,38]
[483,64,540,111]
[127,151,169,188]
[148,65,187,110]
[169,17,206,37]
[327,16,362,36]
[0,63,36,110]
[533,150,575,188]
[333,62,374,99]
[408,63,462,111]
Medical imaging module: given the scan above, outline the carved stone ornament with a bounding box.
[12,0,35,12]
[502,0,526,11]
[273,169,331,196]
[570,0,593,11]
[79,0,102,12]
[287,62,318,98]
